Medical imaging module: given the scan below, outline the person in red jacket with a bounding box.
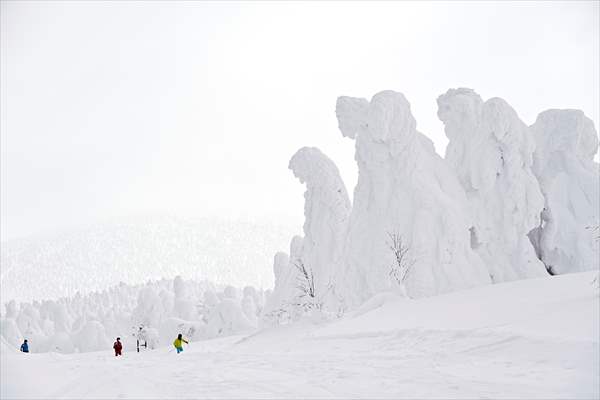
[113,337,122,356]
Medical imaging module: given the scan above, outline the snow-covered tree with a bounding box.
[437,88,547,282]
[530,109,600,274]
[336,91,490,303]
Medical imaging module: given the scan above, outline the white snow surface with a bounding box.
[437,88,547,282]
[530,109,600,274]
[2,271,597,399]
[335,91,490,304]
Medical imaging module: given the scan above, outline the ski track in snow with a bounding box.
[2,272,598,399]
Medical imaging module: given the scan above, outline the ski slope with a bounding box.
[2,271,598,399]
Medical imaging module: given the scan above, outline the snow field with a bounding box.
[2,271,597,399]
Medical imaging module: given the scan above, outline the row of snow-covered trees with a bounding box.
[1,276,267,353]
[263,88,600,321]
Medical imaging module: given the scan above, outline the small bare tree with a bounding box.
[387,232,415,296]
[293,260,321,311]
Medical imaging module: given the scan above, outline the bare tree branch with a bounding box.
[387,231,415,290]
[293,260,321,311]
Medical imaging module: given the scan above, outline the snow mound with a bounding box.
[529,109,600,274]
[437,88,547,282]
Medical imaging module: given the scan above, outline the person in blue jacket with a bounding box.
[20,339,29,353]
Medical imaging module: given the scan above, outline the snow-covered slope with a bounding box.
[2,271,597,399]
[1,216,297,302]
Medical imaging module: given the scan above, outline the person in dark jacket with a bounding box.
[113,337,122,356]
[20,339,29,353]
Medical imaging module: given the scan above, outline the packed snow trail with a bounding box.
[2,272,598,399]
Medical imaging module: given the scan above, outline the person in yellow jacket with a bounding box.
[173,333,188,354]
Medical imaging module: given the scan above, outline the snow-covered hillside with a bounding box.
[1,216,297,302]
[2,271,597,399]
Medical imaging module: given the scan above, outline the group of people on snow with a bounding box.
[18,334,188,356]
[113,333,188,356]
[112,334,188,356]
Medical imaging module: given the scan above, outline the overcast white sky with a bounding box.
[1,1,598,241]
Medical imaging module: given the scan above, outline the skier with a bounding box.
[113,337,123,356]
[20,339,29,353]
[173,333,188,354]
